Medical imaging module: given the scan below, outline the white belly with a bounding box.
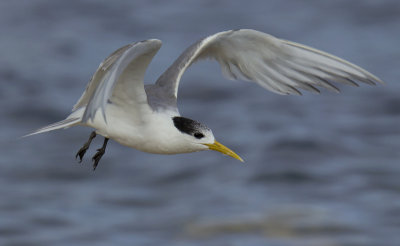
[83,104,198,154]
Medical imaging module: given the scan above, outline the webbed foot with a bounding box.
[75,131,96,162]
[91,138,109,171]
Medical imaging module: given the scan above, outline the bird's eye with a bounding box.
[194,132,204,139]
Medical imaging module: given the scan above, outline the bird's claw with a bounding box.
[75,131,96,163]
[92,148,105,171]
[75,144,90,163]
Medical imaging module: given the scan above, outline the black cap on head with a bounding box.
[172,116,209,139]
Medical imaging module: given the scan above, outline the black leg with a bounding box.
[92,138,109,171]
[75,131,96,163]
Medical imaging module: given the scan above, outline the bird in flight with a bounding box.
[26,29,383,170]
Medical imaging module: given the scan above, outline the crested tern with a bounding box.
[26,29,384,170]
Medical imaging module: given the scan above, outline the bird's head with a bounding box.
[172,116,243,162]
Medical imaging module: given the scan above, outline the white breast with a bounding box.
[84,104,198,154]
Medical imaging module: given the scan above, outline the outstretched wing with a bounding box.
[155,29,383,103]
[75,39,162,122]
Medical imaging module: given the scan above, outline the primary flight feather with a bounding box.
[26,29,383,170]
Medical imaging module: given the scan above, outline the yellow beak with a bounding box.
[204,140,244,162]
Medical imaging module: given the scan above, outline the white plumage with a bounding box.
[26,29,383,169]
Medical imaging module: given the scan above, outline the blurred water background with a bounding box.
[1,1,400,245]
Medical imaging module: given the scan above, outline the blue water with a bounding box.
[1,1,400,245]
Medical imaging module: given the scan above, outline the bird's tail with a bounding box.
[23,117,81,137]
[23,107,85,137]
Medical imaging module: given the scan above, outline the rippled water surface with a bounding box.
[1,1,400,246]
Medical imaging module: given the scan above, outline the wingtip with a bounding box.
[139,39,162,47]
[374,78,386,85]
[19,133,32,139]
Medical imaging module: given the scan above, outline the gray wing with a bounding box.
[74,39,162,122]
[155,29,383,104]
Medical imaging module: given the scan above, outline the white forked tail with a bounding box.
[23,117,81,137]
[23,108,85,137]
